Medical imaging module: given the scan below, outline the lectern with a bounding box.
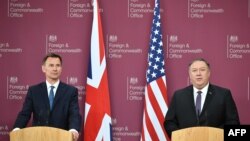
[172,127,223,141]
[10,127,73,141]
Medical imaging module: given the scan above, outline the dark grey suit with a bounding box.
[164,84,240,137]
[13,82,81,131]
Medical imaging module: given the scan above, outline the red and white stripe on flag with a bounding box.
[141,76,169,141]
[83,0,112,141]
[141,0,169,140]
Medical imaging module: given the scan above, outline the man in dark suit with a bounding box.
[13,53,81,141]
[164,58,240,137]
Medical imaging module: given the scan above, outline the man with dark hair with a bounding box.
[13,53,81,141]
[164,58,240,137]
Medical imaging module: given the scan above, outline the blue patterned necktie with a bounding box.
[196,91,202,115]
[49,86,55,110]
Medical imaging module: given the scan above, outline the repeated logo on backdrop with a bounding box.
[126,76,144,101]
[188,0,224,19]
[8,0,44,18]
[0,42,22,59]
[167,35,203,59]
[68,0,92,18]
[66,76,85,100]
[0,125,9,136]
[46,35,82,54]
[128,0,153,18]
[227,35,250,59]
[106,35,142,59]
[112,117,141,141]
[7,76,29,100]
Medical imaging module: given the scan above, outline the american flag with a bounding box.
[83,0,112,140]
[141,0,169,140]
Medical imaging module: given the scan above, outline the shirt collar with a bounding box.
[193,82,209,94]
[46,80,60,90]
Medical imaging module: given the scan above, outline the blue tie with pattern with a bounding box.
[196,91,202,115]
[49,86,55,110]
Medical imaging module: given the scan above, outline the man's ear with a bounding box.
[42,65,45,73]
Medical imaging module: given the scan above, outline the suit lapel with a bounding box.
[40,82,50,110]
[187,86,197,115]
[52,82,66,110]
[201,84,214,115]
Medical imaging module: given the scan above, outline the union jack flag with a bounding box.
[141,0,169,140]
[83,0,112,140]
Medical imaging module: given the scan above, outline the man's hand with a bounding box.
[69,129,79,141]
[12,128,20,131]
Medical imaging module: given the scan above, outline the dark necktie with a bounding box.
[49,86,55,110]
[196,91,202,115]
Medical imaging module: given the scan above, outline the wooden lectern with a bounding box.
[10,127,73,141]
[172,127,223,141]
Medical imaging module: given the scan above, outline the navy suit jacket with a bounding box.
[13,82,81,131]
[164,84,240,137]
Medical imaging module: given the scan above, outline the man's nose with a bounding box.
[52,66,58,70]
[197,70,201,75]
